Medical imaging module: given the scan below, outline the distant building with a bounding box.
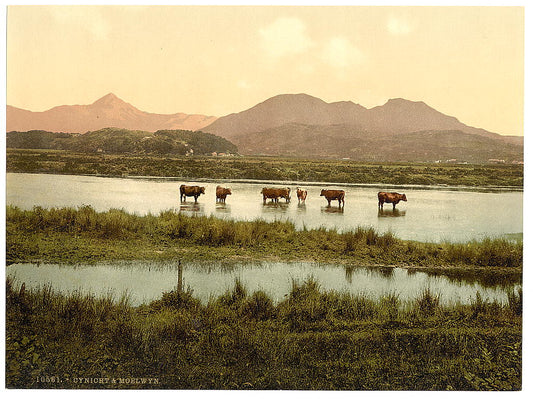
[488,159,506,164]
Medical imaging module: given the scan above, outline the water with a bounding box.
[6,173,522,242]
[6,261,520,307]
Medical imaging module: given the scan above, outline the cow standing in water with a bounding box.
[261,187,291,204]
[216,186,232,203]
[378,192,407,210]
[296,188,307,203]
[180,185,205,203]
[320,189,345,207]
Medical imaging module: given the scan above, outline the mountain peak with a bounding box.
[385,98,426,106]
[262,93,327,105]
[92,93,125,106]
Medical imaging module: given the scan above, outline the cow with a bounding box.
[261,187,291,204]
[180,184,205,203]
[296,187,307,203]
[216,186,232,203]
[378,192,407,210]
[320,189,345,207]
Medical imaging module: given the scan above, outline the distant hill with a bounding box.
[7,93,218,133]
[7,128,237,156]
[201,93,522,162]
[232,123,523,163]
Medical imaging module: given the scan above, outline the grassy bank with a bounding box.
[6,277,521,390]
[6,205,523,271]
[6,149,524,187]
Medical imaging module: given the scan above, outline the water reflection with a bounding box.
[262,202,290,213]
[7,261,521,306]
[297,203,307,213]
[177,261,183,292]
[345,265,355,284]
[215,203,231,214]
[321,206,344,214]
[378,209,406,218]
[423,268,522,288]
[377,266,394,278]
[179,202,204,215]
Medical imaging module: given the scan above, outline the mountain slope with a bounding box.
[202,93,520,145]
[6,93,218,133]
[202,94,368,139]
[233,123,523,163]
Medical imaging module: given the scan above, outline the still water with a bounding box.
[6,173,522,242]
[6,261,520,307]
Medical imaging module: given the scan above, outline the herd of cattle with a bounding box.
[179,184,408,209]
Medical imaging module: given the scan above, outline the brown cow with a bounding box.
[180,184,205,203]
[378,192,407,210]
[320,189,345,207]
[296,187,307,203]
[261,187,291,204]
[216,186,232,203]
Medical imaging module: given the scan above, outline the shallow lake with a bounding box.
[6,261,520,307]
[6,173,522,242]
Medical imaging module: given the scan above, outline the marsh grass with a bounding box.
[6,277,521,390]
[6,205,523,269]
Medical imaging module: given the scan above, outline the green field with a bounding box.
[6,149,523,187]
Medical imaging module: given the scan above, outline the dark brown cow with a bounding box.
[378,192,407,210]
[320,189,345,207]
[296,187,307,203]
[216,186,232,203]
[261,187,291,204]
[180,184,205,203]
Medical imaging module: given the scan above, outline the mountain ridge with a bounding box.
[7,92,523,161]
[202,93,519,145]
[7,93,218,133]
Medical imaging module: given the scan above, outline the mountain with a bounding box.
[201,93,522,161]
[202,94,367,139]
[203,94,521,142]
[6,93,218,133]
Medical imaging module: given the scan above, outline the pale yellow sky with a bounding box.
[7,6,524,136]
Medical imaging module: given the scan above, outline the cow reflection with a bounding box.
[297,203,307,213]
[261,202,290,213]
[179,202,204,215]
[378,209,406,218]
[215,203,231,214]
[321,206,344,214]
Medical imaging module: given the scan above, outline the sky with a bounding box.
[6,5,524,136]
